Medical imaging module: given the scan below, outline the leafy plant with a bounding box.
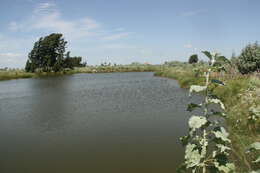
[178,51,235,173]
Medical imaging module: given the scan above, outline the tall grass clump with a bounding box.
[0,70,35,81]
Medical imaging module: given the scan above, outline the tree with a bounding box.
[237,42,260,74]
[25,33,67,72]
[63,51,86,69]
[188,54,198,64]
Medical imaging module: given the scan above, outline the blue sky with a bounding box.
[1,0,260,68]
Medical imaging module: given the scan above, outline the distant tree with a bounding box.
[237,42,260,74]
[188,54,198,64]
[63,51,86,69]
[25,33,86,72]
[25,33,67,72]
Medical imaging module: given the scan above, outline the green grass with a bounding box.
[0,65,161,81]
[72,64,161,73]
[0,70,35,81]
[155,65,260,172]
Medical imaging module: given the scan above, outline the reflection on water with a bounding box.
[29,77,70,131]
[0,72,202,173]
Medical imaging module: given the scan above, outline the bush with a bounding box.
[188,54,198,64]
[237,42,260,74]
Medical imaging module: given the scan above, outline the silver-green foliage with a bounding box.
[178,51,235,173]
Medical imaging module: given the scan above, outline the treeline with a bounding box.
[25,33,86,72]
[164,42,260,75]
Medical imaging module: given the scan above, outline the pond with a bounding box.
[0,72,201,173]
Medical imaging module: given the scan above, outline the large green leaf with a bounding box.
[214,161,235,173]
[213,127,231,143]
[211,79,225,86]
[249,170,260,173]
[184,143,203,168]
[187,103,202,112]
[189,85,207,95]
[210,110,227,118]
[216,56,231,64]
[247,142,260,150]
[188,116,208,129]
[207,98,225,110]
[202,51,212,60]
[180,135,190,146]
[216,144,231,154]
[253,156,260,163]
[214,153,229,166]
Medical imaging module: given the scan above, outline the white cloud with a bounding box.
[8,22,19,31]
[0,53,25,68]
[33,2,56,14]
[102,43,135,49]
[184,44,193,48]
[114,27,125,32]
[8,2,130,41]
[179,9,206,17]
[0,33,36,68]
[102,32,132,41]
[3,2,133,67]
[0,53,22,58]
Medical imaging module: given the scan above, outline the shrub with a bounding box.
[237,42,260,74]
[188,54,198,64]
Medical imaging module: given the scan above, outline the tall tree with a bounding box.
[25,33,67,72]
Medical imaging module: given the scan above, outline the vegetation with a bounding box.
[155,54,260,173]
[237,42,260,74]
[25,33,85,72]
[189,54,199,64]
[178,51,235,173]
[0,64,161,81]
[0,69,35,81]
[71,64,161,73]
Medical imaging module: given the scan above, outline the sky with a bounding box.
[1,0,260,68]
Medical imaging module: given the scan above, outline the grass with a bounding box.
[72,64,161,73]
[0,64,161,81]
[0,70,35,81]
[155,65,260,172]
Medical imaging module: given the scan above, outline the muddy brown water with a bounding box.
[0,72,202,173]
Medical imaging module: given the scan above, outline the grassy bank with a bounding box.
[0,65,161,81]
[71,64,161,73]
[0,70,35,81]
[0,69,75,81]
[155,65,260,172]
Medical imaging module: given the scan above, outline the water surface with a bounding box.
[0,72,201,173]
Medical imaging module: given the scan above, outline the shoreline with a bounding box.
[0,65,161,82]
